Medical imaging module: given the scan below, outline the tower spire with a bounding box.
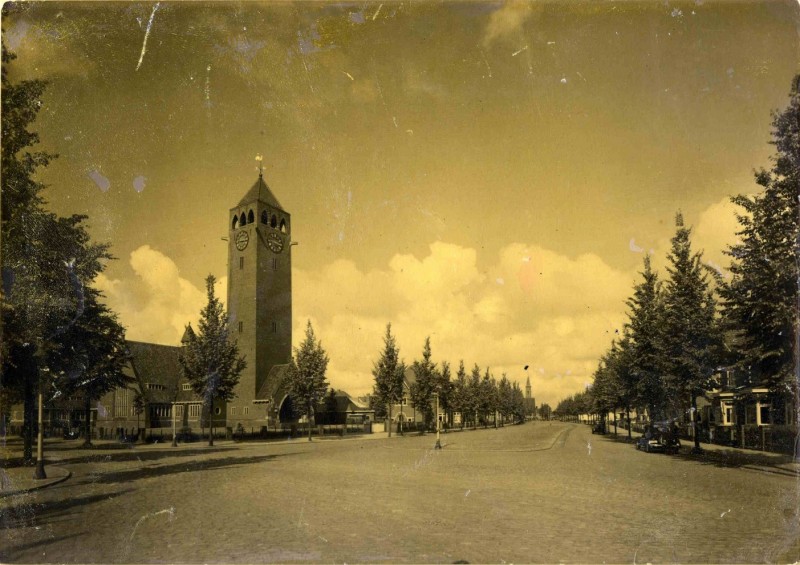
[256,153,263,178]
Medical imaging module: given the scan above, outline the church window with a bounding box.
[189,404,201,418]
[239,257,244,270]
[280,219,287,233]
[182,383,192,391]
[230,407,237,415]
[272,258,278,271]
[240,212,247,226]
[261,210,268,224]
[271,321,277,333]
[243,407,250,415]
[270,214,277,228]
[248,209,254,223]
[238,321,243,333]
[232,216,238,229]
[215,407,222,415]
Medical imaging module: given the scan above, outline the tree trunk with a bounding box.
[692,393,701,451]
[626,406,632,440]
[82,395,92,447]
[207,402,214,446]
[388,403,393,438]
[22,373,35,463]
[308,403,313,442]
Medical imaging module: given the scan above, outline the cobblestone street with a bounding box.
[2,422,798,563]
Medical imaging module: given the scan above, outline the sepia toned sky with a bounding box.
[3,1,799,406]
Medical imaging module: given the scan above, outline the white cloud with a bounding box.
[694,196,743,273]
[104,196,740,408]
[294,241,630,407]
[95,245,226,345]
[482,1,542,48]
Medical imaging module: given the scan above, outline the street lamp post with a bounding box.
[434,392,442,450]
[33,385,46,479]
[400,396,405,436]
[171,402,177,447]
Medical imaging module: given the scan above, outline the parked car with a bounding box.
[635,423,681,454]
[591,422,606,435]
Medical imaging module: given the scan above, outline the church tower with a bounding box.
[226,168,292,429]
[526,377,532,400]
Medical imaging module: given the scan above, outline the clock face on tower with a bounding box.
[266,232,284,254]
[235,230,249,251]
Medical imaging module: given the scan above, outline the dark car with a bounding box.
[591,422,606,435]
[635,423,680,454]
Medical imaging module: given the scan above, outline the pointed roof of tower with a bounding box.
[238,174,285,211]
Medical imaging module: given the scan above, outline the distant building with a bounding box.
[317,390,375,426]
[524,376,536,419]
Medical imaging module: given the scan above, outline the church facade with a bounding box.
[22,173,298,438]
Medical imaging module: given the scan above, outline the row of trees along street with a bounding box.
[371,324,528,437]
[554,75,800,454]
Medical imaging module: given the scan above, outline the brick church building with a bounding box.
[8,171,302,439]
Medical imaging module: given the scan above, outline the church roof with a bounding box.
[238,174,285,211]
[126,341,185,404]
[256,363,291,401]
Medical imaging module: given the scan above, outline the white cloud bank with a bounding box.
[95,245,226,345]
[96,198,743,408]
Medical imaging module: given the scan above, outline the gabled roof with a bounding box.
[126,341,184,404]
[332,389,372,411]
[256,364,291,401]
[237,175,285,211]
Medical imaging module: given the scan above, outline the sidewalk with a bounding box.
[602,426,800,477]
[0,465,71,497]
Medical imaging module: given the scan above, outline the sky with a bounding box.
[3,0,799,407]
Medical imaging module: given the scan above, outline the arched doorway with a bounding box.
[278,395,297,423]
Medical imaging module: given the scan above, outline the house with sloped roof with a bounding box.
[316,389,375,425]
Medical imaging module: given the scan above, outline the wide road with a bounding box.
[1,422,798,563]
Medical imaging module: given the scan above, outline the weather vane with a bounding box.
[255,153,263,177]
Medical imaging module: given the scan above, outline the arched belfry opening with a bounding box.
[232,216,238,229]
[248,209,254,223]
[239,212,247,226]
[280,219,287,233]
[261,210,268,224]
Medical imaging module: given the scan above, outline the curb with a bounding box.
[0,467,72,498]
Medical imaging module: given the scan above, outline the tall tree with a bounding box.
[510,381,526,423]
[467,364,482,428]
[54,289,131,447]
[2,41,71,464]
[179,275,246,446]
[498,374,513,424]
[371,323,404,437]
[409,336,437,432]
[538,403,552,420]
[451,360,468,429]
[722,75,799,414]
[478,369,498,428]
[435,361,452,428]
[661,213,721,450]
[625,255,667,421]
[286,320,330,441]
